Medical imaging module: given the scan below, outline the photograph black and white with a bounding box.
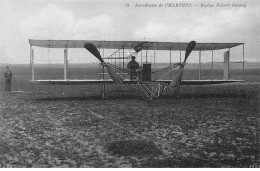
[0,0,259,168]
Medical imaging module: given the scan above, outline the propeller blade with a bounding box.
[184,41,196,63]
[134,42,151,52]
[84,43,104,63]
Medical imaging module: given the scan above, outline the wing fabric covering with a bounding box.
[84,43,123,84]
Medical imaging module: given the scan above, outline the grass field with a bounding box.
[0,62,259,81]
[0,64,259,167]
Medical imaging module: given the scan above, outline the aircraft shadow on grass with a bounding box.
[34,92,249,102]
[34,94,138,101]
[106,140,221,167]
[163,93,249,99]
[106,140,163,157]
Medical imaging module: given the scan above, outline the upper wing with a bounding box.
[29,39,243,51]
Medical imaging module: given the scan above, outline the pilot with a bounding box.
[127,56,139,80]
[4,66,12,92]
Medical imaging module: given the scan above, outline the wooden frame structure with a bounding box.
[29,39,245,99]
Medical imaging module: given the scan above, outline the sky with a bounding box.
[0,0,259,64]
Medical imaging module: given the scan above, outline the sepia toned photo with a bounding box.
[0,0,259,168]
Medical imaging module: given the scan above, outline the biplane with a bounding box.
[29,40,245,100]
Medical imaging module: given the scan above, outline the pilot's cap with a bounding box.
[6,66,9,69]
[131,56,136,59]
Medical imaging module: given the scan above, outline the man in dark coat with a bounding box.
[127,56,139,80]
[4,66,12,92]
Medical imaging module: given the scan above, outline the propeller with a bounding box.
[84,43,104,63]
[183,41,196,64]
[134,42,151,53]
[84,43,123,84]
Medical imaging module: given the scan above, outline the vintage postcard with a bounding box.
[0,0,259,168]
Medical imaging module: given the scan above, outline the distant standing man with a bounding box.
[4,66,12,92]
[127,56,139,80]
